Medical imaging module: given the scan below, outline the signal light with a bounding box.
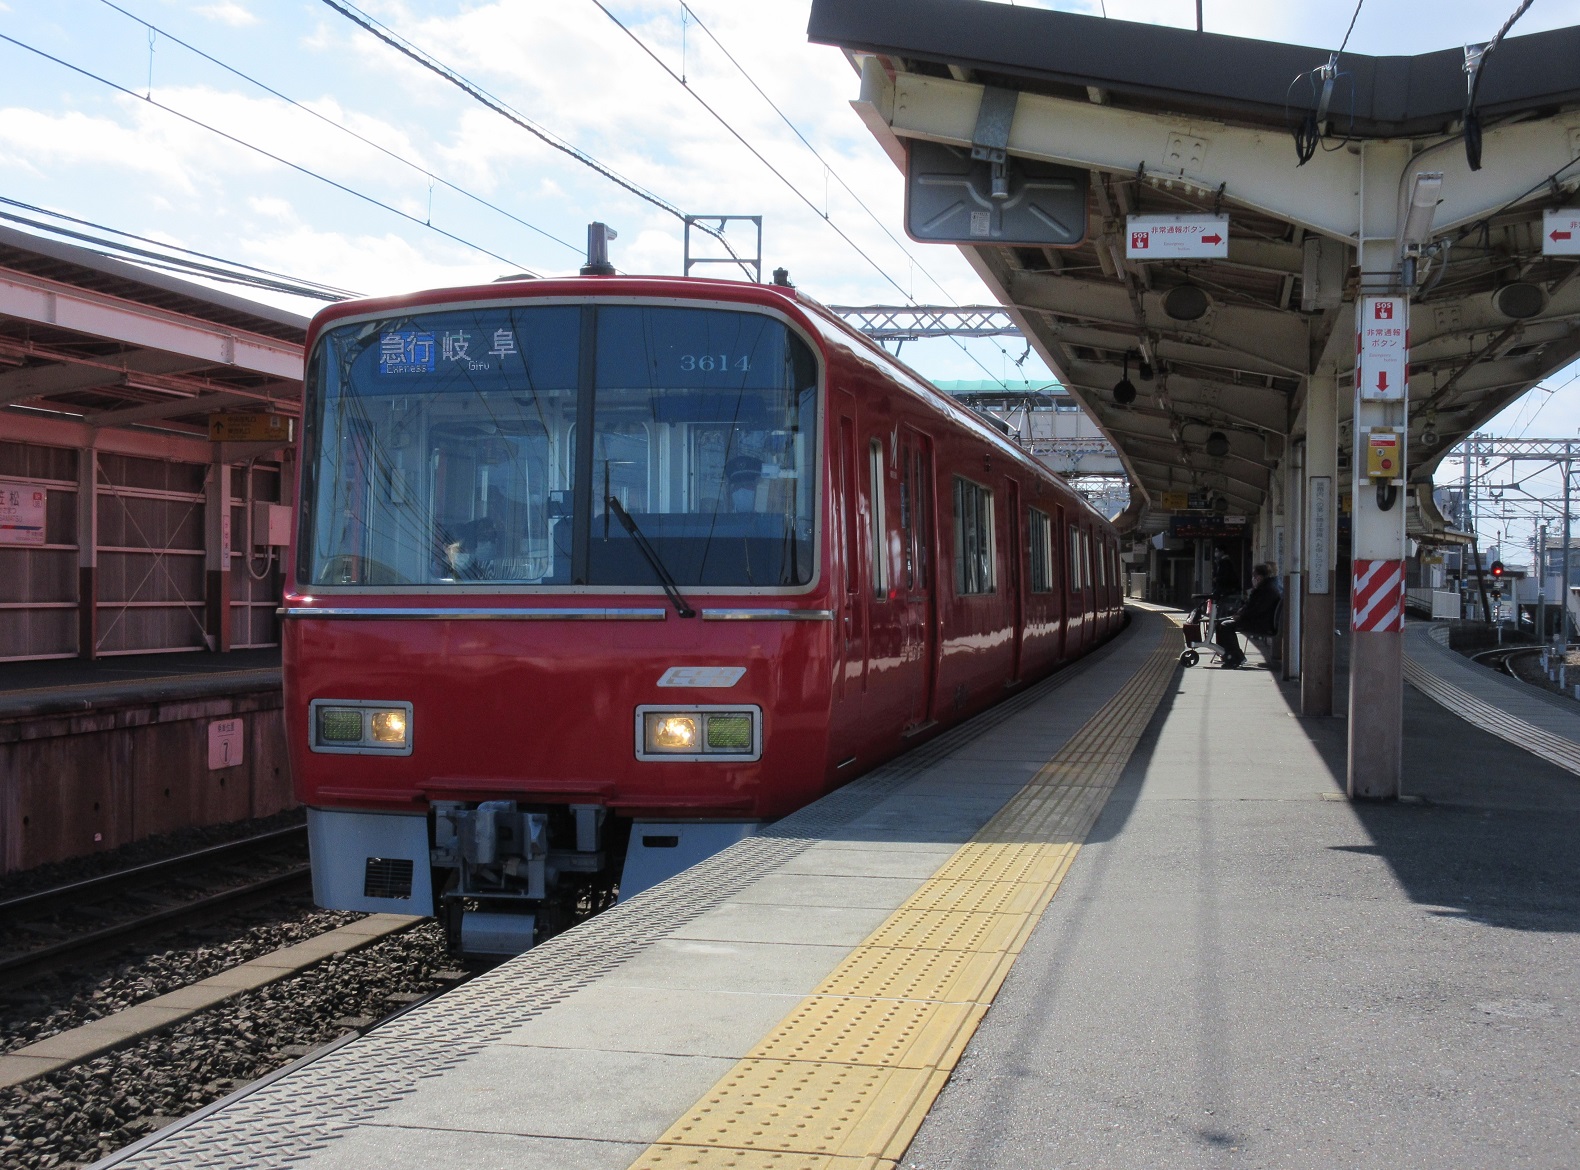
[1490,560,1505,578]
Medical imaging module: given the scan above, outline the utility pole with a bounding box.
[1538,522,1548,641]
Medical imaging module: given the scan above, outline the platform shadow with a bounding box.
[1272,635,1580,935]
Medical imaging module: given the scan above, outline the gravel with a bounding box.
[0,922,460,1170]
[0,899,358,1055]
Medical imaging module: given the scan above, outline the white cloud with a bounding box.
[196,2,259,28]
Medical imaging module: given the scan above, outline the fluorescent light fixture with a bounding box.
[1401,172,1444,251]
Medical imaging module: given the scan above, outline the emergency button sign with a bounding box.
[1124,213,1229,259]
[1357,295,1407,402]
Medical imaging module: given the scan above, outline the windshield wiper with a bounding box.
[605,496,696,618]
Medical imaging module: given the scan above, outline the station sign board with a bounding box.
[1308,475,1332,595]
[1356,296,1407,402]
[1168,514,1245,539]
[0,482,46,546]
[209,413,294,443]
[1159,490,1190,511]
[1124,214,1229,260]
[1543,209,1580,256]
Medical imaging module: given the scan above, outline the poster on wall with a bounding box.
[0,483,46,546]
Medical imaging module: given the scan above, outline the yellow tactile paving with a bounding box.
[628,621,1182,1170]
[812,944,1009,1004]
[747,997,985,1069]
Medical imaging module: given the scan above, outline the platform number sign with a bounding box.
[208,719,244,770]
[1357,296,1407,402]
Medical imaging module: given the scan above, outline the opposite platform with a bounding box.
[95,610,1179,1170]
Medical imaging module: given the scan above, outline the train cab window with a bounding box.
[953,477,995,595]
[868,439,887,597]
[301,304,819,589]
[1028,508,1053,593]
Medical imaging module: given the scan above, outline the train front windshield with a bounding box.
[300,304,820,590]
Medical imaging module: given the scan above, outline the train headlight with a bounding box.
[636,706,761,761]
[369,710,408,746]
[310,699,414,755]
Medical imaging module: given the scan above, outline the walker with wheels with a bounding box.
[1179,593,1229,668]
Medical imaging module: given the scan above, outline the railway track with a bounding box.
[1468,644,1542,680]
[0,826,311,988]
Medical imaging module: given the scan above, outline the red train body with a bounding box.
[284,275,1121,950]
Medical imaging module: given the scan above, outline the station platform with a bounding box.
[0,649,289,872]
[94,609,1580,1169]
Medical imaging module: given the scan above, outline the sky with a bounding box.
[1,0,1579,551]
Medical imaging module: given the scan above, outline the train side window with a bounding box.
[953,476,995,595]
[1096,533,1106,588]
[1068,524,1083,592]
[1082,530,1093,591]
[868,439,887,597]
[1028,507,1053,593]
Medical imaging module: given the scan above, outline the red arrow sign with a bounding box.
[1377,371,1389,392]
[1201,234,1222,246]
[1554,230,1574,242]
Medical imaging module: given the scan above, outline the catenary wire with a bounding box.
[318,0,683,221]
[677,5,1030,374]
[318,0,755,278]
[0,32,536,275]
[94,0,583,257]
[590,1,1014,389]
[1336,0,1364,57]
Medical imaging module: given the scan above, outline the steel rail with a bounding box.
[0,824,306,921]
[0,867,312,988]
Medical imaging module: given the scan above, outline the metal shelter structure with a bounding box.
[0,225,307,660]
[809,0,1580,798]
[827,304,1020,339]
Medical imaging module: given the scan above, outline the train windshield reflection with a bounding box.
[302,304,819,589]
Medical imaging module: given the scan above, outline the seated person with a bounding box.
[1216,564,1279,668]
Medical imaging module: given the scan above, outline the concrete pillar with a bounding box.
[1302,369,1337,715]
[1284,440,1304,681]
[205,458,232,653]
[76,444,98,660]
[1346,142,1413,800]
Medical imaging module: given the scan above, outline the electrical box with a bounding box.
[1365,428,1404,482]
[252,502,293,547]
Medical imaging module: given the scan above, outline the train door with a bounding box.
[1004,477,1024,682]
[836,394,866,701]
[898,426,936,729]
[1054,503,1069,661]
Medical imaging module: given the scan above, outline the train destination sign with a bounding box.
[1356,295,1408,402]
[1124,214,1229,259]
[1543,209,1580,255]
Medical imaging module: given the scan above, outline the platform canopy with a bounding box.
[0,224,307,458]
[809,0,1580,533]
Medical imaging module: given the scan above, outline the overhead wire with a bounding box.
[0,31,536,274]
[317,0,681,221]
[1463,0,1538,171]
[317,0,755,278]
[94,0,582,258]
[677,4,1031,374]
[589,1,1015,389]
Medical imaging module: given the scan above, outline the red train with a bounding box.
[284,269,1122,953]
